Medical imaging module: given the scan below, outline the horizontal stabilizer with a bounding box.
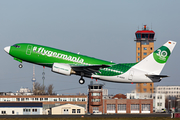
[145,74,169,78]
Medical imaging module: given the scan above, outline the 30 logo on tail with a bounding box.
[153,46,171,64]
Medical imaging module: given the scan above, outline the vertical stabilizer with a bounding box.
[133,40,176,75]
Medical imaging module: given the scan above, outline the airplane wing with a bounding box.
[71,64,111,74]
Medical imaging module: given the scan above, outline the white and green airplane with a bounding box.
[4,40,176,84]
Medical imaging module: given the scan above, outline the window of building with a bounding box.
[142,104,150,111]
[143,83,147,86]
[136,34,141,39]
[44,98,48,101]
[131,104,139,111]
[91,93,100,96]
[72,109,76,113]
[138,47,140,50]
[72,98,76,101]
[143,47,147,50]
[94,86,98,89]
[21,98,24,101]
[77,109,81,113]
[138,53,140,56]
[149,34,154,39]
[12,110,14,114]
[91,99,100,102]
[157,102,162,106]
[107,104,116,111]
[93,107,99,111]
[118,104,126,111]
[143,88,147,92]
[143,53,147,55]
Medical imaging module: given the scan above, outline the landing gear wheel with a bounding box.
[19,64,23,68]
[79,78,85,84]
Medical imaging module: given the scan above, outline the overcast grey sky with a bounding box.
[0,0,180,95]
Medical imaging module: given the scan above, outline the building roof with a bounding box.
[52,103,85,109]
[0,102,42,107]
[135,30,155,34]
[112,93,126,99]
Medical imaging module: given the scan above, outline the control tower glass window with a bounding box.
[136,34,141,39]
[142,34,148,38]
[149,34,154,39]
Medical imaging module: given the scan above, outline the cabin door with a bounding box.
[128,71,134,80]
[26,45,33,55]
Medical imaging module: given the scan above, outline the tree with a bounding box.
[33,82,55,95]
[47,84,55,95]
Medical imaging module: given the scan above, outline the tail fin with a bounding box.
[133,40,176,75]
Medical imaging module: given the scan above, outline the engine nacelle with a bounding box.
[52,63,75,76]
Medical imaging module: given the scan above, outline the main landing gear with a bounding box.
[79,77,85,84]
[19,64,23,68]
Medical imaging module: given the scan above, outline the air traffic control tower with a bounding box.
[135,25,155,93]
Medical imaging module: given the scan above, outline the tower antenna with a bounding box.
[32,65,36,92]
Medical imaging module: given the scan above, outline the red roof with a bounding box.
[136,30,155,34]
[112,93,126,99]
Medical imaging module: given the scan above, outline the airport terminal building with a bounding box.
[0,95,87,115]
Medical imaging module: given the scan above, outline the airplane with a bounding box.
[4,40,176,84]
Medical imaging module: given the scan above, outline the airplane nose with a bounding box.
[4,46,10,53]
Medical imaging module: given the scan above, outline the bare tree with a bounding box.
[33,82,55,95]
[33,82,46,95]
[47,84,54,95]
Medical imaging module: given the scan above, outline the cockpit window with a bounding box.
[13,44,21,48]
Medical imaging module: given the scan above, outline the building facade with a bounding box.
[0,102,42,115]
[0,95,87,114]
[135,25,155,93]
[104,99,153,114]
[51,104,85,115]
[88,81,153,114]
[155,86,180,98]
[88,82,103,114]
[126,93,165,112]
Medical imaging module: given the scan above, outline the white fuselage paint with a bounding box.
[92,68,153,83]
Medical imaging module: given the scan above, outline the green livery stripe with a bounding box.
[96,63,137,76]
[10,43,115,67]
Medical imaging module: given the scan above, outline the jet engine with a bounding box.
[52,63,75,76]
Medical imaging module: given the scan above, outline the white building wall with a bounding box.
[155,86,180,98]
[52,104,85,115]
[0,107,42,115]
[126,93,165,112]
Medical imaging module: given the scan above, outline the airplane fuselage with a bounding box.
[4,41,176,84]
